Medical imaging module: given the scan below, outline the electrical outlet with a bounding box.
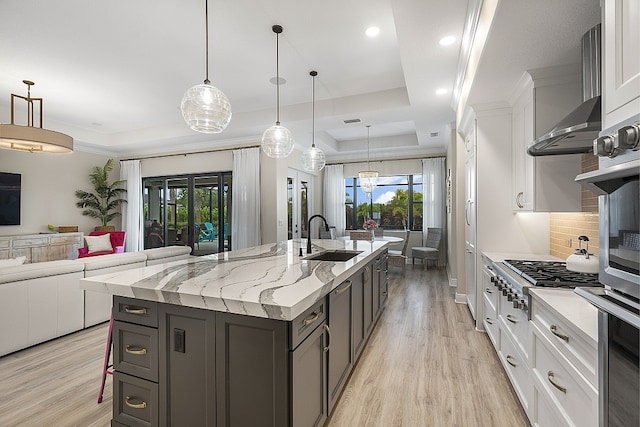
[566,239,572,248]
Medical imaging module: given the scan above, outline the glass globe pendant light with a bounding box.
[301,71,326,172]
[180,0,232,133]
[359,125,378,194]
[261,25,294,158]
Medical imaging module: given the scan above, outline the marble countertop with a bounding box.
[529,288,598,343]
[80,239,387,321]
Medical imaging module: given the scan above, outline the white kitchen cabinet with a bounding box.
[510,69,583,212]
[465,125,477,320]
[602,0,640,130]
[529,289,598,427]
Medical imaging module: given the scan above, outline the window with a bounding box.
[345,175,423,231]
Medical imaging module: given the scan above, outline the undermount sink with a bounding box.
[305,250,362,262]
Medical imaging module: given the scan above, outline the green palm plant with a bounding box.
[75,159,127,227]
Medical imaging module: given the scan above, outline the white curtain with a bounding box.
[422,158,446,264]
[323,164,346,237]
[232,147,261,249]
[119,160,144,252]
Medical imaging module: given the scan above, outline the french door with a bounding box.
[143,172,232,255]
[288,169,314,240]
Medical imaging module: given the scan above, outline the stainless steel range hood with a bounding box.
[528,24,601,156]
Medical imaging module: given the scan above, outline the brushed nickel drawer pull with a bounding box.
[125,345,148,355]
[485,288,493,294]
[382,291,388,296]
[124,306,148,315]
[516,192,524,208]
[550,325,569,342]
[323,324,331,353]
[506,314,518,324]
[506,355,517,367]
[485,317,494,325]
[547,371,567,393]
[125,396,147,409]
[334,281,351,295]
[302,312,319,326]
[364,266,370,273]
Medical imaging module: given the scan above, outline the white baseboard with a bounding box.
[446,267,457,287]
[455,293,467,304]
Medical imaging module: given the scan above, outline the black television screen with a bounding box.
[0,172,21,225]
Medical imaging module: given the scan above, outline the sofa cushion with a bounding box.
[0,260,85,284]
[0,256,27,268]
[142,246,192,261]
[85,233,113,254]
[81,251,148,272]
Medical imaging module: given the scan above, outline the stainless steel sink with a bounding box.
[305,250,362,262]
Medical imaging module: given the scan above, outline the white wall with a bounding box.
[0,149,117,236]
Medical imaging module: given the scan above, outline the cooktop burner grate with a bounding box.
[503,259,602,288]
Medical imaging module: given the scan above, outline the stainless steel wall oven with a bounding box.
[575,113,640,427]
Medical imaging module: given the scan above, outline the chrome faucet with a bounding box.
[307,214,329,254]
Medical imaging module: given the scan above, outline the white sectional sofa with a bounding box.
[0,246,192,357]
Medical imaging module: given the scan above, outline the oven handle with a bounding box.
[574,288,640,330]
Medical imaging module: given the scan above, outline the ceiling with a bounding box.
[0,0,600,162]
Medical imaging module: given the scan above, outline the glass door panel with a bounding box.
[143,178,165,249]
[287,169,313,240]
[167,177,190,247]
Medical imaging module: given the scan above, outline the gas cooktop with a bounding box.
[503,259,602,288]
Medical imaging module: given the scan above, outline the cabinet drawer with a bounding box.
[483,295,499,349]
[499,301,530,361]
[0,239,9,249]
[498,329,532,415]
[12,237,47,247]
[113,372,158,427]
[532,332,598,427]
[483,281,498,313]
[114,296,158,328]
[531,301,597,387]
[533,386,566,427]
[113,321,158,382]
[49,234,82,245]
[290,299,327,350]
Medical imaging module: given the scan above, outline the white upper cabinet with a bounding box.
[602,0,640,130]
[510,68,583,212]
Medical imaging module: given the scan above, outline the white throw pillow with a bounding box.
[0,256,27,267]
[85,233,113,254]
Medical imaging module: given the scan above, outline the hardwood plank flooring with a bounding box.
[328,266,529,427]
[0,265,528,426]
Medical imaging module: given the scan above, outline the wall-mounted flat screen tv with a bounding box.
[0,172,21,225]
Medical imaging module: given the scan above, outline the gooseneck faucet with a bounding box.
[307,214,329,254]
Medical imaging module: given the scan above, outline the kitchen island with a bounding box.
[81,239,389,427]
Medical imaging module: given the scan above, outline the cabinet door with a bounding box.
[351,267,366,360]
[378,257,388,309]
[291,322,328,427]
[215,312,289,427]
[327,279,353,412]
[158,305,216,427]
[603,0,640,129]
[512,88,534,211]
[363,264,374,335]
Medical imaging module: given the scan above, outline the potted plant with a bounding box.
[75,158,127,231]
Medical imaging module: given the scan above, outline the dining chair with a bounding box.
[411,228,442,270]
[388,229,410,276]
[201,222,218,242]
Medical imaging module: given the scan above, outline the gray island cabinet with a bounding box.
[82,239,388,427]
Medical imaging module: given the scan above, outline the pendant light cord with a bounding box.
[204,0,210,84]
[311,71,316,147]
[276,30,280,125]
[366,125,371,169]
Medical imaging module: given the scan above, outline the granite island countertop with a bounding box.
[80,239,387,321]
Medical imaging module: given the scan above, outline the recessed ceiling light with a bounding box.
[439,35,456,46]
[435,88,448,95]
[365,27,380,38]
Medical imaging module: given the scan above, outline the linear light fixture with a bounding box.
[0,80,73,153]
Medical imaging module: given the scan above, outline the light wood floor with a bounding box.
[0,266,528,426]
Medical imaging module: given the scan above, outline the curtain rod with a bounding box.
[326,154,445,166]
[119,145,261,162]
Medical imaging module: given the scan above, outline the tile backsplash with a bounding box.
[550,213,599,259]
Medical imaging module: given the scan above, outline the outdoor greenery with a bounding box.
[347,188,423,230]
[75,158,127,227]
